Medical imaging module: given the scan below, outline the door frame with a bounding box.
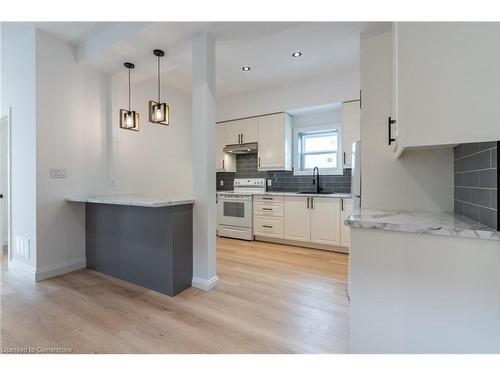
[0,107,12,261]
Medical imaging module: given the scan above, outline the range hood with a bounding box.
[223,142,258,154]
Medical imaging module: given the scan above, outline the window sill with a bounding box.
[293,168,344,176]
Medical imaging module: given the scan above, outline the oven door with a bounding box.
[217,195,252,228]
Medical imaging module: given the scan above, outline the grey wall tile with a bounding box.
[470,189,491,207]
[462,202,480,222]
[457,150,491,172]
[479,207,497,229]
[217,153,351,194]
[454,141,498,229]
[479,169,496,188]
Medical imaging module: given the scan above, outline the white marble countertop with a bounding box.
[346,208,500,241]
[217,191,352,198]
[66,194,194,208]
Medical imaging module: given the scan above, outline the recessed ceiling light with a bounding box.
[292,51,302,57]
[242,66,251,71]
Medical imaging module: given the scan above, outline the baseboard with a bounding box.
[192,275,220,291]
[35,257,87,281]
[8,259,37,281]
[254,235,349,254]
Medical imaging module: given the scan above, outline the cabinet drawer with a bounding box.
[254,202,284,217]
[254,217,284,238]
[254,195,284,203]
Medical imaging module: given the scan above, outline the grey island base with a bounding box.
[67,195,194,297]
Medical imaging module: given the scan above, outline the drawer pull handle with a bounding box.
[262,208,273,211]
[262,225,273,228]
[262,197,273,200]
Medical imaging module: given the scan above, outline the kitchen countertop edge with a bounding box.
[345,208,500,241]
[65,194,195,208]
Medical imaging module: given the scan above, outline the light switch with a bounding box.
[50,168,67,179]
[220,180,224,186]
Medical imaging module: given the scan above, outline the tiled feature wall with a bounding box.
[454,141,498,229]
[216,153,351,194]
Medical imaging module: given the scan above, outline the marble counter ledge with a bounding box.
[254,192,353,198]
[346,208,500,241]
[65,194,194,208]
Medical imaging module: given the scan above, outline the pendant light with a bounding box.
[120,62,139,131]
[149,49,169,126]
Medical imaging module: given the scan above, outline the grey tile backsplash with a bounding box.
[216,153,351,194]
[454,141,498,229]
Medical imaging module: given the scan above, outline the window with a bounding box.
[294,125,342,175]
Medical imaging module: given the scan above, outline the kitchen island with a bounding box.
[346,208,500,353]
[66,194,195,296]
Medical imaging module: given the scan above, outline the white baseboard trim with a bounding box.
[192,275,220,291]
[35,257,86,281]
[8,259,37,281]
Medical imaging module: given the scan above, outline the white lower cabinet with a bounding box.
[310,197,341,246]
[253,196,284,239]
[254,194,351,251]
[340,198,352,247]
[284,196,311,242]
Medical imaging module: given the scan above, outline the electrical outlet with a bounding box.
[267,179,272,187]
[220,180,224,186]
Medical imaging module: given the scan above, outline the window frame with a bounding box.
[293,123,343,176]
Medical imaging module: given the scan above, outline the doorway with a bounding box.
[0,108,11,259]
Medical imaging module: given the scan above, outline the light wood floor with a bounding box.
[0,238,350,353]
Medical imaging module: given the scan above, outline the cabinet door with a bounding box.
[310,197,341,246]
[342,101,360,168]
[340,198,352,248]
[216,123,236,172]
[216,123,226,170]
[225,117,259,144]
[225,120,242,145]
[239,117,258,143]
[395,22,500,148]
[258,113,284,169]
[284,196,310,242]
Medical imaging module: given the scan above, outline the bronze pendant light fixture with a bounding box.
[120,62,140,131]
[149,49,169,126]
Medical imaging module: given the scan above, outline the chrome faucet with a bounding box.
[312,167,322,194]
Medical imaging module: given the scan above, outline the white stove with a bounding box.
[217,178,266,240]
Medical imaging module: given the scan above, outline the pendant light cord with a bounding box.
[157,55,161,103]
[128,67,131,111]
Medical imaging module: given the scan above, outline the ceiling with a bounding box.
[34,21,390,97]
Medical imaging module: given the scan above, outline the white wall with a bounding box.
[110,73,193,197]
[216,68,359,121]
[350,228,500,353]
[289,103,342,130]
[33,30,193,278]
[360,31,453,212]
[35,30,109,275]
[1,23,38,273]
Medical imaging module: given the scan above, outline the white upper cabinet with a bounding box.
[225,117,259,145]
[394,22,500,151]
[341,100,361,167]
[257,113,292,171]
[310,197,341,246]
[216,123,236,172]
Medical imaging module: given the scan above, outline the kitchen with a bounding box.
[1,20,500,356]
[215,102,359,253]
